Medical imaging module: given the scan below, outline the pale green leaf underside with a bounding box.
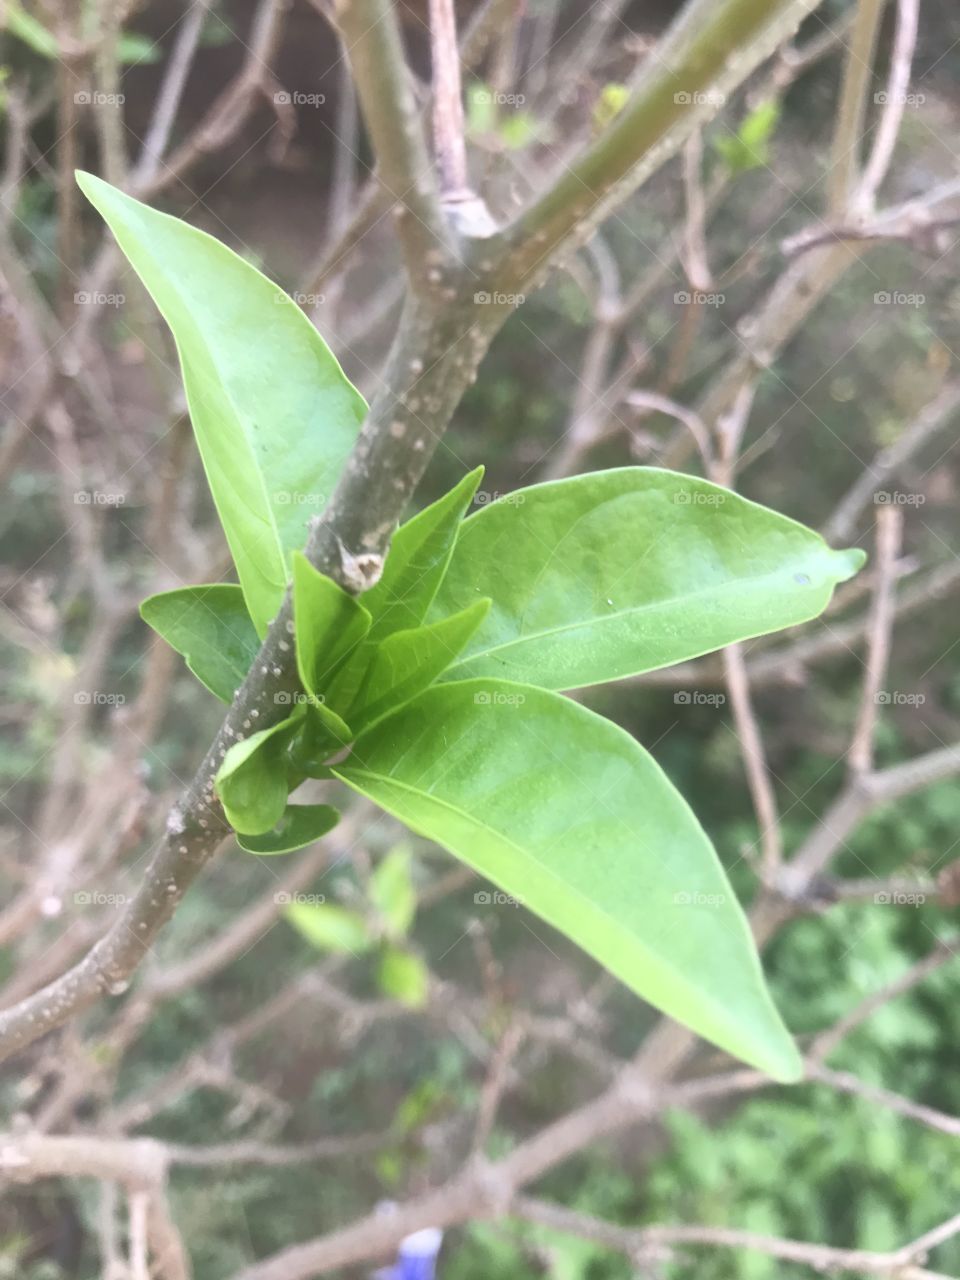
[77,171,366,636]
[216,711,302,835]
[140,584,259,703]
[236,803,340,854]
[336,680,802,1081]
[431,468,865,690]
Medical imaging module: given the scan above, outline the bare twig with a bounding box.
[513,1196,960,1278]
[825,0,887,215]
[428,0,469,198]
[723,644,783,878]
[847,505,902,776]
[856,0,921,207]
[334,0,455,288]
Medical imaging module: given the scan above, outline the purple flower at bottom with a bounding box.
[372,1228,444,1280]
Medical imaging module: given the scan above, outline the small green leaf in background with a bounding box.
[432,467,864,691]
[293,551,371,701]
[286,901,373,954]
[466,82,497,136]
[337,679,802,1081]
[593,82,630,131]
[370,846,417,939]
[5,3,59,57]
[140,584,259,703]
[378,946,429,1007]
[362,466,484,642]
[237,803,340,854]
[337,599,491,734]
[713,100,781,173]
[77,172,366,636]
[216,712,303,835]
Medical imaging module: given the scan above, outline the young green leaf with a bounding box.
[215,711,303,835]
[140,585,259,703]
[370,847,417,938]
[237,803,340,854]
[378,947,429,1007]
[286,902,373,954]
[334,599,491,734]
[336,679,802,1082]
[293,551,372,700]
[76,172,366,636]
[432,468,865,691]
[362,467,484,642]
[714,100,781,172]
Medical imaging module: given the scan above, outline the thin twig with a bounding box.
[847,505,902,775]
[825,0,887,215]
[857,0,921,207]
[428,0,470,198]
[334,0,455,288]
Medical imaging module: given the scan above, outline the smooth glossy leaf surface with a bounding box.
[293,551,371,700]
[77,172,366,635]
[337,599,490,734]
[286,902,373,954]
[140,585,259,703]
[216,712,302,835]
[336,679,802,1081]
[370,847,417,938]
[237,803,340,854]
[378,946,428,1007]
[432,468,865,690]
[362,467,484,641]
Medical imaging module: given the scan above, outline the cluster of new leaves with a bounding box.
[78,171,866,1084]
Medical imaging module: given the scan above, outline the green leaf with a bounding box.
[338,599,491,734]
[714,100,780,173]
[362,467,484,642]
[293,551,371,700]
[116,33,163,65]
[288,704,355,777]
[76,172,366,636]
[140,584,259,703]
[378,946,428,1007]
[237,803,340,854]
[5,3,58,57]
[336,679,802,1081]
[285,901,373,954]
[432,468,865,691]
[370,847,417,938]
[594,82,630,130]
[215,711,302,835]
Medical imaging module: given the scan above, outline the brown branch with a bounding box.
[334,0,456,289]
[513,1196,960,1278]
